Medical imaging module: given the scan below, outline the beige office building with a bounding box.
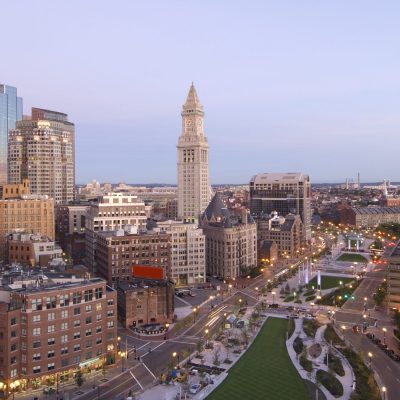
[8,108,75,204]
[157,220,206,287]
[177,84,210,222]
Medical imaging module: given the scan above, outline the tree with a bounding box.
[74,369,85,387]
[196,339,204,355]
[285,283,291,294]
[212,347,221,367]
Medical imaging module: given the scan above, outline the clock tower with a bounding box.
[177,83,210,222]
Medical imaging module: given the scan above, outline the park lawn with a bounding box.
[308,276,354,290]
[206,317,309,400]
[337,253,368,263]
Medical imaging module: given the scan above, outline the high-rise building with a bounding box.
[249,172,312,241]
[8,108,75,204]
[177,84,210,222]
[0,84,23,184]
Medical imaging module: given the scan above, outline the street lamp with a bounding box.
[165,323,170,339]
[382,327,387,345]
[368,352,373,368]
[205,329,209,346]
[272,291,276,305]
[118,351,126,371]
[192,307,197,323]
[172,351,180,368]
[382,386,387,400]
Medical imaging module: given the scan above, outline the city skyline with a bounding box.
[2,1,400,184]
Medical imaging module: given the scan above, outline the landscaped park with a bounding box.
[336,253,368,263]
[206,317,310,400]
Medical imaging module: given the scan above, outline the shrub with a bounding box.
[305,295,316,302]
[303,318,320,338]
[293,336,303,354]
[294,299,302,304]
[324,351,345,377]
[299,351,313,372]
[324,324,344,346]
[304,290,316,297]
[316,369,343,397]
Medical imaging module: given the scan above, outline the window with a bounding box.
[11,330,17,338]
[47,312,55,321]
[107,310,114,317]
[85,305,92,312]
[33,314,41,323]
[74,355,81,363]
[61,358,69,367]
[86,317,92,325]
[33,366,41,374]
[21,342,26,350]
[95,287,103,299]
[84,290,93,302]
[96,302,102,311]
[33,353,41,361]
[107,299,114,306]
[33,340,41,348]
[33,328,41,336]
[85,340,92,348]
[46,296,56,309]
[74,307,81,316]
[32,298,42,311]
[96,314,102,321]
[74,319,81,327]
[61,322,68,330]
[85,329,92,337]
[48,363,55,371]
[61,310,69,319]
[61,335,68,344]
[73,292,82,304]
[73,344,80,352]
[74,332,81,340]
[10,343,17,352]
[96,337,102,345]
[48,350,55,358]
[60,294,69,307]
[10,317,17,325]
[61,347,68,355]
[10,356,17,364]
[48,338,55,346]
[96,326,102,333]
[48,325,55,333]
[107,321,114,328]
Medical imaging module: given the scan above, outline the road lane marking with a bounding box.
[129,370,144,390]
[143,341,166,356]
[170,340,197,345]
[142,361,157,379]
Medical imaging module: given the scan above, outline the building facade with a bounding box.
[85,193,147,272]
[340,206,400,228]
[0,182,54,262]
[249,172,311,241]
[0,84,23,185]
[177,84,210,222]
[257,212,304,257]
[157,220,206,287]
[95,228,171,286]
[0,276,117,395]
[8,108,75,204]
[201,194,257,279]
[117,279,174,328]
[8,233,62,267]
[386,241,400,311]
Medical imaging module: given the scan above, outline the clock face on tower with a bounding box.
[185,119,192,127]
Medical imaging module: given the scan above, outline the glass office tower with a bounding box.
[0,84,23,184]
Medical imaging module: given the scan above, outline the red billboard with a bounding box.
[132,265,165,280]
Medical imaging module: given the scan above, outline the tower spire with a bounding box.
[183,82,203,110]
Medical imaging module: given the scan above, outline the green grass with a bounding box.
[308,276,354,290]
[206,318,309,400]
[337,253,368,262]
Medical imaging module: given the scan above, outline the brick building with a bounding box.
[0,275,117,395]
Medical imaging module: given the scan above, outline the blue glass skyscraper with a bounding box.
[0,84,23,184]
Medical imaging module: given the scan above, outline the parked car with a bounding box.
[189,384,202,394]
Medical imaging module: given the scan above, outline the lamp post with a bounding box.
[172,351,180,368]
[382,327,387,345]
[272,291,276,305]
[118,351,126,371]
[205,329,209,347]
[165,323,170,339]
[382,386,387,400]
[255,287,259,299]
[192,307,197,323]
[368,352,373,368]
